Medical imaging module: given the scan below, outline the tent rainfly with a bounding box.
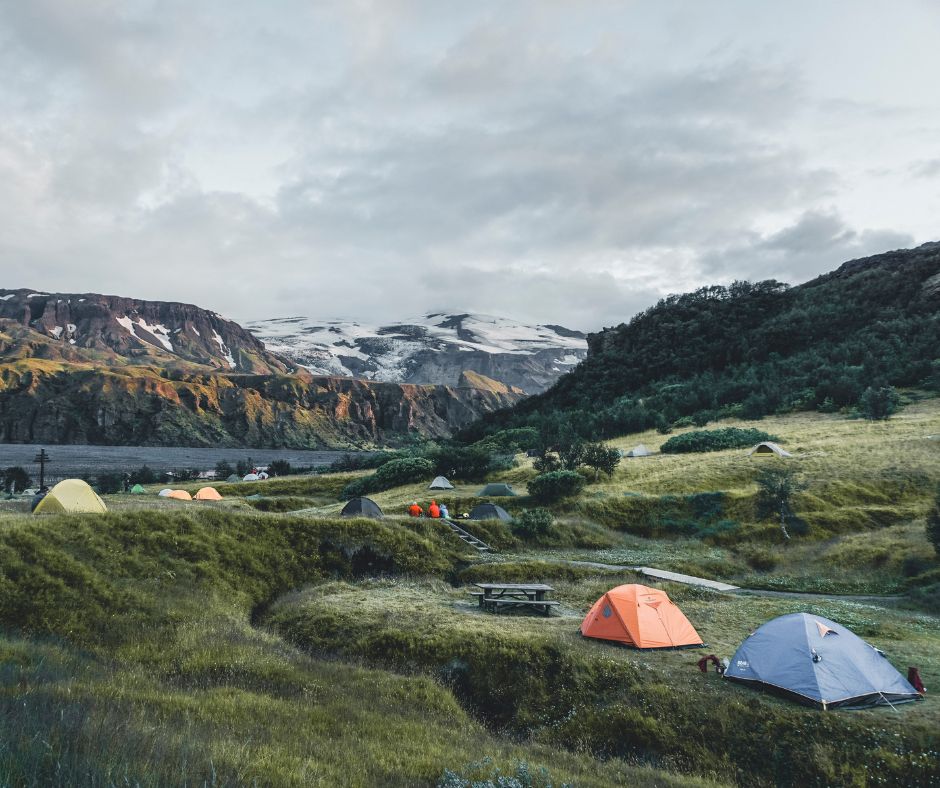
[724,613,922,709]
[468,503,512,522]
[340,497,384,519]
[194,487,223,501]
[626,444,653,458]
[580,584,703,649]
[749,442,793,458]
[32,479,108,515]
[428,476,455,490]
[477,483,516,497]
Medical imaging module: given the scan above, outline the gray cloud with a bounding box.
[0,1,934,330]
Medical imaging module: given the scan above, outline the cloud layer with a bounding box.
[1,1,937,329]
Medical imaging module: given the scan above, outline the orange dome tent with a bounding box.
[580,584,703,649]
[166,490,192,501]
[194,487,223,501]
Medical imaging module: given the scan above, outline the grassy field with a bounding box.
[1,399,939,785]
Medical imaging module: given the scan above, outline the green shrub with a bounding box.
[2,466,32,493]
[342,457,434,498]
[429,446,493,482]
[526,472,585,503]
[858,385,901,420]
[513,509,554,537]
[268,459,292,477]
[660,427,778,454]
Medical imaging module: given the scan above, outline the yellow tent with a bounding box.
[33,479,107,515]
[194,487,222,501]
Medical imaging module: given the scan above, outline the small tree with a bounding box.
[927,486,940,558]
[532,452,561,473]
[755,465,807,540]
[3,466,32,493]
[236,458,254,477]
[581,443,621,481]
[96,472,124,494]
[214,460,234,479]
[858,386,900,421]
[559,443,584,471]
[130,465,157,485]
[268,459,292,477]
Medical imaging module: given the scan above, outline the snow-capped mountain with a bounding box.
[246,312,588,393]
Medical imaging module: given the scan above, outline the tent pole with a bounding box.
[879,692,899,712]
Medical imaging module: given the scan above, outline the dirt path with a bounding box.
[557,560,902,604]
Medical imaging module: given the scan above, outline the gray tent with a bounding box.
[626,444,653,458]
[429,476,454,490]
[340,496,384,519]
[749,442,793,458]
[477,483,516,497]
[469,503,512,522]
[226,474,240,483]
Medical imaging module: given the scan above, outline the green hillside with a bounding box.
[1,400,938,785]
[460,243,940,442]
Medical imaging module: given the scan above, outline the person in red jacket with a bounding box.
[407,502,423,517]
[428,500,441,518]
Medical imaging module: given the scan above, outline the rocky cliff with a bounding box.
[0,289,289,374]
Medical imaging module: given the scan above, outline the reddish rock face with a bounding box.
[0,289,524,448]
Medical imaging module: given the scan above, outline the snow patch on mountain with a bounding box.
[247,312,589,392]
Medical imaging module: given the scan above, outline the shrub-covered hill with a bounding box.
[460,242,940,441]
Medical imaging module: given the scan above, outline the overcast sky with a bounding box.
[1,1,938,330]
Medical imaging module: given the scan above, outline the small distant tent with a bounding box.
[158,489,173,497]
[340,497,384,519]
[194,487,223,501]
[724,613,922,709]
[130,484,146,494]
[468,503,512,522]
[626,444,653,458]
[477,483,516,497]
[32,479,107,515]
[749,442,793,458]
[580,584,703,649]
[166,490,192,501]
[243,473,261,482]
[226,474,240,483]
[429,476,454,490]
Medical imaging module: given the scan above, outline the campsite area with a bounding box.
[1,399,938,786]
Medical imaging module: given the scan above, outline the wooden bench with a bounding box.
[482,598,560,616]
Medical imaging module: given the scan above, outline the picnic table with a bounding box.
[471,582,559,616]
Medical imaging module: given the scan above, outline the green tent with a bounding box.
[130,484,146,494]
[477,483,516,497]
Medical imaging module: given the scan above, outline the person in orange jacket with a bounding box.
[408,501,423,517]
[428,500,441,518]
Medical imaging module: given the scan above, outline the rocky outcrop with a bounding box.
[0,360,522,448]
[0,289,289,374]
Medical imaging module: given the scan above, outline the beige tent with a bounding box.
[626,444,653,458]
[33,479,107,514]
[194,487,223,501]
[749,442,793,458]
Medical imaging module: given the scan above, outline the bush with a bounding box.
[513,508,554,537]
[430,445,493,482]
[3,466,32,493]
[130,465,157,485]
[472,427,539,453]
[927,486,940,557]
[328,452,404,472]
[342,457,434,498]
[660,427,778,454]
[858,386,901,420]
[532,453,561,473]
[527,471,585,503]
[268,459,292,477]
[214,460,234,480]
[96,473,124,494]
[581,443,620,480]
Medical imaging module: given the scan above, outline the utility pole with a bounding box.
[33,448,50,489]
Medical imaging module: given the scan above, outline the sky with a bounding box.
[0,0,938,331]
